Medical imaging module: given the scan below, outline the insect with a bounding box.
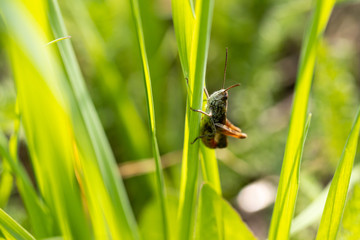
[191,48,247,148]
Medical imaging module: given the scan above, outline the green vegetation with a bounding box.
[1,0,360,239]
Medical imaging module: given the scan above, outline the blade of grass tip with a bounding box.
[47,0,140,239]
[316,108,360,240]
[45,35,71,46]
[129,0,169,239]
[177,0,215,239]
[268,0,335,239]
[0,208,35,240]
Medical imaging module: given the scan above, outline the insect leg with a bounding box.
[191,134,212,144]
[214,123,247,139]
[190,108,212,117]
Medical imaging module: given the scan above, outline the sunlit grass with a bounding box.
[316,108,360,239]
[129,0,169,238]
[268,0,335,239]
[0,0,360,239]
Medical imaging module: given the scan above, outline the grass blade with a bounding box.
[0,209,35,240]
[2,0,92,238]
[290,165,360,235]
[338,183,360,239]
[171,0,194,77]
[62,0,151,159]
[0,129,51,238]
[315,108,360,239]
[195,183,256,240]
[48,0,140,239]
[200,145,221,194]
[129,0,169,238]
[268,0,335,239]
[0,150,13,208]
[175,0,215,239]
[172,0,220,197]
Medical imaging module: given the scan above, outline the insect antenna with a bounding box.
[204,88,210,98]
[222,47,228,89]
[224,83,240,92]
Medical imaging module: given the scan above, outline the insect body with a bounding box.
[191,48,247,148]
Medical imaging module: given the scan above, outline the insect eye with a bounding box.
[222,96,228,100]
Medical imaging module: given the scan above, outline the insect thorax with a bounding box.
[207,99,227,124]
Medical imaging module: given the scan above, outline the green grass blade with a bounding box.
[195,183,256,240]
[2,0,93,238]
[0,129,51,238]
[129,0,169,238]
[268,0,335,239]
[0,162,12,208]
[338,183,360,239]
[47,0,141,239]
[171,0,194,77]
[315,108,360,240]
[200,145,221,194]
[175,0,215,239]
[290,165,360,235]
[0,209,35,240]
[172,0,220,197]
[0,149,13,208]
[0,102,19,209]
[62,0,151,159]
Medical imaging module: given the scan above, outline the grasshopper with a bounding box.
[191,48,247,148]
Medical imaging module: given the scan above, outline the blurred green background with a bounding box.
[1,0,360,239]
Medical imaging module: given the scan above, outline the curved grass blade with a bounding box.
[48,0,141,239]
[0,209,35,240]
[1,0,93,238]
[46,36,71,46]
[315,108,360,240]
[268,0,335,239]
[129,0,169,238]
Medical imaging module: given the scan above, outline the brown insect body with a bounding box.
[191,48,247,148]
